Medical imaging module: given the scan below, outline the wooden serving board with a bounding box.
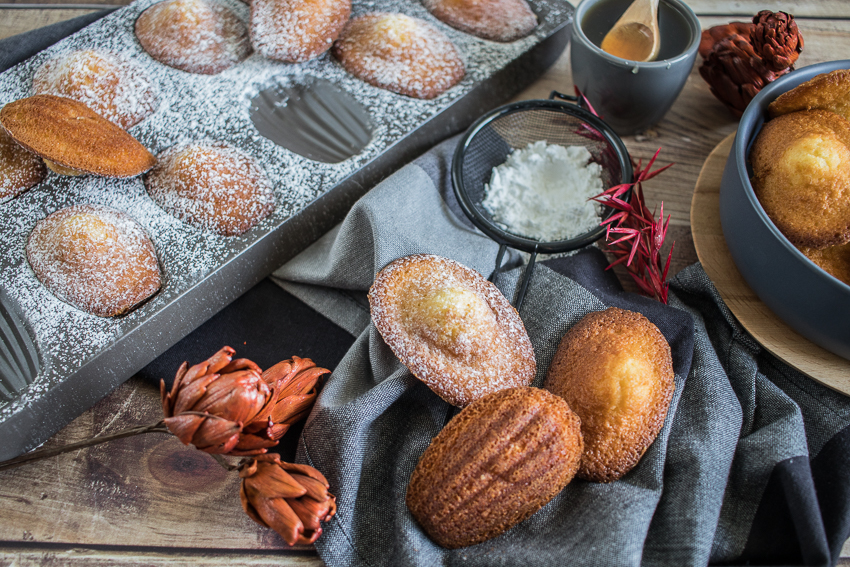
[691,134,850,396]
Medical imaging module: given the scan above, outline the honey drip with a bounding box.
[600,21,654,60]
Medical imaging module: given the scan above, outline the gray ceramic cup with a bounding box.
[570,0,701,135]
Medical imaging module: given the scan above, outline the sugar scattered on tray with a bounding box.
[482,141,604,242]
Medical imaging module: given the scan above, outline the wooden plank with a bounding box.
[0,378,313,552]
[684,0,849,19]
[0,547,324,566]
[0,8,102,39]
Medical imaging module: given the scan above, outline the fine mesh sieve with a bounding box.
[452,92,633,311]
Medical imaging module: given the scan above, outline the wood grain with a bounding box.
[691,135,850,394]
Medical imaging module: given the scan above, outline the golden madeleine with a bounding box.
[31,49,158,129]
[544,307,674,483]
[332,13,465,99]
[145,142,275,236]
[250,0,350,63]
[423,0,537,42]
[0,127,44,202]
[26,205,161,317]
[799,242,850,286]
[0,95,155,178]
[750,109,850,249]
[407,387,582,548]
[369,254,535,407]
[135,0,251,74]
[768,69,850,122]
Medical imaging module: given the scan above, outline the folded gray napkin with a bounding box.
[273,136,850,567]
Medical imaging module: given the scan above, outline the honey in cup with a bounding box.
[570,0,700,135]
[583,0,692,61]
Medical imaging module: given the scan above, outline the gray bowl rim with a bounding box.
[733,59,850,293]
[572,0,701,67]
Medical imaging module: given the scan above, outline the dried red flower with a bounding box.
[160,346,275,454]
[592,150,674,304]
[240,453,337,546]
[161,348,329,456]
[234,356,329,455]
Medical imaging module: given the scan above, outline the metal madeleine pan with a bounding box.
[0,0,573,460]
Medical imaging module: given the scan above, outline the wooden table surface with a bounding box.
[1,1,849,565]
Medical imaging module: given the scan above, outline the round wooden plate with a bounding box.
[691,133,850,396]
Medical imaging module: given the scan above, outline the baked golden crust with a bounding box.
[406,386,582,549]
[135,0,251,74]
[26,204,161,317]
[423,0,537,42]
[768,69,850,122]
[332,13,465,100]
[31,49,159,130]
[0,95,155,178]
[0,127,45,202]
[250,0,350,63]
[144,143,275,236]
[750,109,850,249]
[368,254,535,407]
[544,307,674,483]
[799,242,850,286]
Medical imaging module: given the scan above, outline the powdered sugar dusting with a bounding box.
[0,0,570,422]
[423,0,538,43]
[0,128,46,201]
[135,0,252,74]
[482,141,603,242]
[332,12,465,99]
[369,254,535,407]
[31,49,159,129]
[26,204,161,317]
[251,0,350,63]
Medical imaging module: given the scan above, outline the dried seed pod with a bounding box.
[406,387,583,549]
[698,33,789,116]
[751,10,803,72]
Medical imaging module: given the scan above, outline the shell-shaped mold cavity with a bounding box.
[0,289,40,405]
[249,76,373,163]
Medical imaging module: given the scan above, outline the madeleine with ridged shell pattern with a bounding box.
[406,386,583,549]
[0,95,155,177]
[368,254,535,407]
[544,307,674,483]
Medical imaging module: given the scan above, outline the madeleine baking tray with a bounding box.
[0,0,573,460]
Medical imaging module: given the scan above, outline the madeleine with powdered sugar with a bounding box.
[250,0,350,63]
[368,254,535,407]
[135,0,251,74]
[32,49,159,129]
[145,142,275,236]
[332,13,465,100]
[27,205,161,317]
[423,0,537,42]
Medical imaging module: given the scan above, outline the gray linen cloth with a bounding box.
[272,137,850,567]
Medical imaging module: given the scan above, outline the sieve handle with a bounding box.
[514,247,538,313]
[549,90,578,103]
[489,243,508,283]
[491,242,538,313]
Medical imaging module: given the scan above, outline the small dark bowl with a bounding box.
[719,60,850,360]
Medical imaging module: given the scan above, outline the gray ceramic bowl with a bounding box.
[719,59,850,360]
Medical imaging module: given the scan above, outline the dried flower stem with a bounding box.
[592,149,675,303]
[0,420,169,472]
[211,453,241,471]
